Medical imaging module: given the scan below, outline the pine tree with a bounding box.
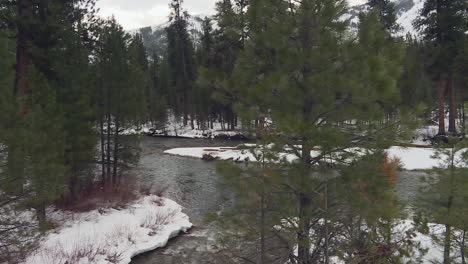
[166,0,197,127]
[415,0,468,135]
[398,36,433,108]
[417,142,468,264]
[0,0,99,216]
[223,1,407,263]
[96,18,146,186]
[367,0,400,34]
[194,17,215,128]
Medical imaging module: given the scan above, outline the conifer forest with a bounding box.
[0,0,467,263]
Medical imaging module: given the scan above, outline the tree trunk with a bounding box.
[444,152,455,264]
[36,202,46,228]
[298,192,311,264]
[461,229,466,264]
[106,113,111,187]
[14,0,33,115]
[437,75,447,135]
[259,154,267,264]
[447,74,457,134]
[100,114,106,185]
[324,182,329,264]
[112,116,119,185]
[462,102,466,139]
[443,223,452,264]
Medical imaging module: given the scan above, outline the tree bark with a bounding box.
[106,113,111,187]
[461,229,466,264]
[298,192,311,264]
[100,114,106,185]
[447,74,457,134]
[437,75,447,135]
[14,0,33,115]
[112,116,119,185]
[443,222,452,264]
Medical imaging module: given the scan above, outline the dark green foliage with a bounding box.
[417,143,468,264]
[399,37,433,108]
[95,19,147,186]
[368,0,400,33]
[0,0,99,218]
[166,0,197,124]
[212,0,413,262]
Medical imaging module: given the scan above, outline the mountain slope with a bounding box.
[137,0,422,55]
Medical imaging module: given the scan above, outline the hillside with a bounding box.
[135,0,423,55]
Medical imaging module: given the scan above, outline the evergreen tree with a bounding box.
[166,0,197,127]
[398,36,433,108]
[221,1,408,263]
[367,0,400,34]
[96,18,146,186]
[0,0,99,217]
[417,142,468,264]
[415,0,468,135]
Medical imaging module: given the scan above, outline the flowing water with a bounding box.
[131,137,240,264]
[131,137,428,264]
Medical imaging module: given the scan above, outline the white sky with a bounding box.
[96,0,367,30]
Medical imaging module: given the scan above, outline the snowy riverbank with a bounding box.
[164,145,451,170]
[121,118,246,140]
[24,195,192,264]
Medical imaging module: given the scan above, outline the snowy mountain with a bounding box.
[346,0,424,35]
[136,15,205,56]
[137,0,423,55]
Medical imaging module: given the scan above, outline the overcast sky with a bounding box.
[96,0,367,30]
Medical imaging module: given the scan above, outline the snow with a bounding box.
[396,0,425,36]
[282,219,451,263]
[24,195,192,264]
[121,116,244,139]
[164,145,460,171]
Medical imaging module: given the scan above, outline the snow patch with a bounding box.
[164,145,460,171]
[24,196,192,264]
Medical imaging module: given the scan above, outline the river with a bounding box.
[131,136,427,264]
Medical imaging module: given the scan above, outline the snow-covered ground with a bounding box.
[283,220,452,264]
[121,117,244,139]
[164,145,456,170]
[24,195,192,264]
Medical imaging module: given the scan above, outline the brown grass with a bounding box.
[380,153,402,186]
[38,237,105,264]
[57,178,139,213]
[140,208,179,235]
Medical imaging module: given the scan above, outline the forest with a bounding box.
[0,0,467,263]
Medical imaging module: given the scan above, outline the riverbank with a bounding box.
[24,195,192,264]
[121,118,247,140]
[164,145,447,170]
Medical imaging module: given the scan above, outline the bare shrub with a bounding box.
[106,223,137,245]
[141,208,179,234]
[105,251,123,263]
[0,205,40,264]
[149,195,165,206]
[38,237,105,264]
[139,182,154,196]
[58,177,139,212]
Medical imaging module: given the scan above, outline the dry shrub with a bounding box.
[139,183,170,197]
[105,251,123,263]
[149,195,165,206]
[59,177,139,212]
[106,223,137,245]
[140,208,179,234]
[380,153,402,186]
[38,237,105,264]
